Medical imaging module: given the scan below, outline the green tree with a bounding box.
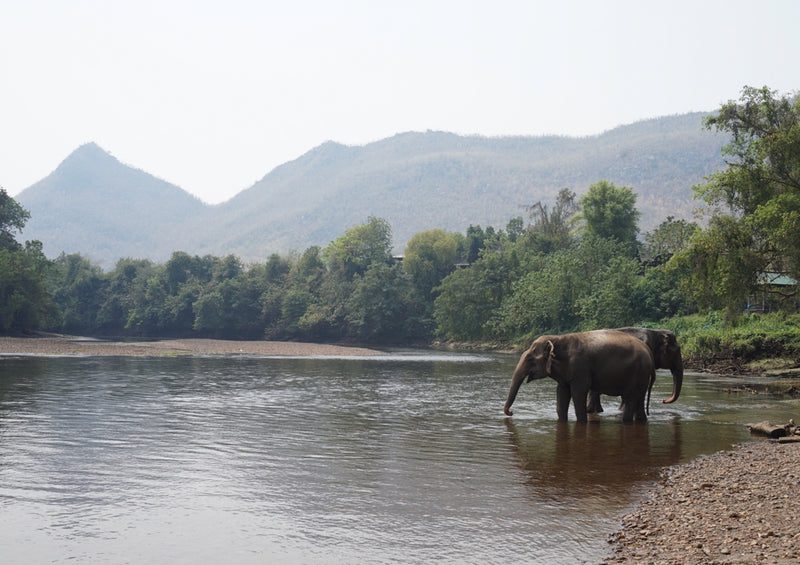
[323,216,393,280]
[578,180,640,253]
[434,246,522,341]
[523,187,579,252]
[0,188,31,251]
[402,229,459,300]
[493,236,638,339]
[0,191,57,332]
[641,216,700,264]
[0,241,58,331]
[345,262,419,341]
[51,253,106,332]
[685,85,800,316]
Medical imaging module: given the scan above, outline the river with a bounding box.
[0,351,797,564]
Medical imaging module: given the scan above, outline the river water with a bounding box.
[1,351,798,564]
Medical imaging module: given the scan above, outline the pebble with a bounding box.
[603,441,800,564]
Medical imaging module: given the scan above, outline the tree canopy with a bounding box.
[674,86,800,318]
[578,180,640,252]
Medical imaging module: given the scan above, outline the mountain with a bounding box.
[17,143,206,266]
[16,113,727,266]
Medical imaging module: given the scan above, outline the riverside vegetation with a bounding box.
[1,86,799,372]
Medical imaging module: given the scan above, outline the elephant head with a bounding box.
[615,327,683,405]
[504,337,555,416]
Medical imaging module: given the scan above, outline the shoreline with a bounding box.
[604,440,800,564]
[0,334,383,357]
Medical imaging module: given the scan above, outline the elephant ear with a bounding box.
[545,340,556,376]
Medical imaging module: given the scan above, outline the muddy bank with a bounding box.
[603,440,800,564]
[0,335,383,357]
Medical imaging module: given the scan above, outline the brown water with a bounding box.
[0,352,797,564]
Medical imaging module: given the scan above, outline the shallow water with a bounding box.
[0,352,798,564]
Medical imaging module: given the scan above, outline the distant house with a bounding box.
[746,272,799,313]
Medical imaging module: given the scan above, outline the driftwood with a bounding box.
[747,421,789,438]
[747,419,798,439]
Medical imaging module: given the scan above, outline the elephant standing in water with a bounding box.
[504,330,655,423]
[587,327,683,414]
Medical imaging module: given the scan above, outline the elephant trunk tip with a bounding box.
[662,394,679,404]
[503,406,514,416]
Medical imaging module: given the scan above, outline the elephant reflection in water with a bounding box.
[503,418,684,499]
[587,327,684,415]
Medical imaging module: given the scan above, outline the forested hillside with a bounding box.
[16,113,726,266]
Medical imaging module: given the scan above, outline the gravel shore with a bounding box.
[0,335,383,357]
[604,440,800,564]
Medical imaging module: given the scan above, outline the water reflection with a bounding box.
[0,355,798,564]
[504,419,682,500]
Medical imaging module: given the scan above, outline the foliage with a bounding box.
[323,216,393,280]
[521,187,579,253]
[0,188,31,251]
[402,229,459,300]
[662,311,800,360]
[578,180,641,253]
[682,86,800,320]
[0,241,58,331]
[491,237,640,341]
[0,190,57,332]
[641,216,700,264]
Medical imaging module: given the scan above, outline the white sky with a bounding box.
[2,0,798,204]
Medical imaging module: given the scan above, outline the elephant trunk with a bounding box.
[662,358,684,404]
[504,359,528,416]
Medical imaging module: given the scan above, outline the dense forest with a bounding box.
[2,87,799,356]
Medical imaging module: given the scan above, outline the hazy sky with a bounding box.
[3,0,798,204]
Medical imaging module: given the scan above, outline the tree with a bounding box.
[0,190,57,332]
[51,253,106,332]
[323,216,393,280]
[641,216,700,265]
[578,180,640,253]
[523,187,579,252]
[689,86,800,309]
[0,241,58,331]
[493,236,638,338]
[0,188,31,251]
[402,229,459,300]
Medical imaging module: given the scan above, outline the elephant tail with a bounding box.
[646,368,656,416]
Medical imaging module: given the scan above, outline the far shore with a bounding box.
[0,334,384,357]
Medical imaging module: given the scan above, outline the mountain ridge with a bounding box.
[16,113,726,266]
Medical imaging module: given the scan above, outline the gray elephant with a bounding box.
[504,329,655,423]
[587,327,683,414]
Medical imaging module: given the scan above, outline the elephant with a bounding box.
[586,327,683,414]
[503,329,655,423]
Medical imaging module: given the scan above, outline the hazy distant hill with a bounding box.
[17,113,727,266]
[17,143,206,266]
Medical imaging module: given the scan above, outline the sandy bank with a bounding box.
[0,335,383,357]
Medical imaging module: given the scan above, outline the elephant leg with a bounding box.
[586,392,604,413]
[571,387,589,423]
[621,397,635,423]
[556,383,571,421]
[635,399,648,422]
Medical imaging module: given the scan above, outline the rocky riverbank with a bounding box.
[0,334,383,357]
[603,440,800,564]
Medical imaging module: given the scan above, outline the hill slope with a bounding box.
[17,114,726,265]
[17,143,206,266]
